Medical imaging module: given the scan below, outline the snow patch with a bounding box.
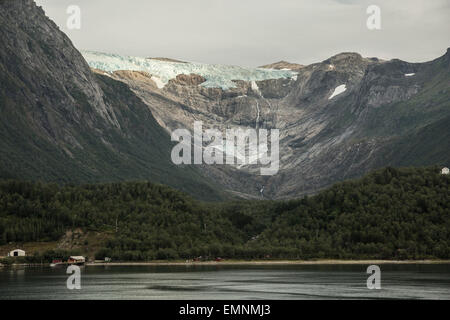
[328,84,347,100]
[251,80,261,96]
[404,73,415,77]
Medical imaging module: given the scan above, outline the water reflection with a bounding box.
[0,264,449,300]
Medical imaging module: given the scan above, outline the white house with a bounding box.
[442,167,449,175]
[8,249,25,257]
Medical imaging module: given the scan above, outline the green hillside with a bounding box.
[1,166,448,262]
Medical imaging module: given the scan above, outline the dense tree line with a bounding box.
[0,166,449,262]
[251,167,450,259]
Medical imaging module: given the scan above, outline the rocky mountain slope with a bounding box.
[0,0,226,201]
[86,49,450,199]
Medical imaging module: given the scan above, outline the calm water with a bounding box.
[0,264,449,299]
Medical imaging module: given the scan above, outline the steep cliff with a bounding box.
[0,0,225,201]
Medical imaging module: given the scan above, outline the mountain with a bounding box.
[0,0,225,201]
[86,49,450,199]
[1,0,448,201]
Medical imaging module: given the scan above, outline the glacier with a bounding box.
[82,51,298,90]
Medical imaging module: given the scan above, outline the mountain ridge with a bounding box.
[1,0,448,200]
[92,47,449,199]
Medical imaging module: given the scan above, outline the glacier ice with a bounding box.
[150,75,165,89]
[82,51,298,90]
[328,84,347,100]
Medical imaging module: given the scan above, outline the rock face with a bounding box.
[170,74,206,86]
[100,50,450,199]
[0,0,119,130]
[0,0,225,201]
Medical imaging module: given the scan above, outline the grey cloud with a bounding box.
[35,0,449,67]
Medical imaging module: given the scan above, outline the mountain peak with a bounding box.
[259,61,304,70]
[324,52,364,64]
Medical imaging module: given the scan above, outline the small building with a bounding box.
[8,249,25,257]
[68,256,85,265]
[442,167,449,175]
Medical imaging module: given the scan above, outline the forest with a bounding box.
[0,166,449,263]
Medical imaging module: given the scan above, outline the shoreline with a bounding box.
[2,259,450,268]
[86,259,450,267]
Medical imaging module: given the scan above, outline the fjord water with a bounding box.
[0,264,449,300]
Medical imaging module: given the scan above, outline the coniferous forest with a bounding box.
[0,166,449,263]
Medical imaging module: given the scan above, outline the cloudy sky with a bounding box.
[35,0,449,67]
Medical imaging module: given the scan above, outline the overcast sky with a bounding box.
[35,0,449,67]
